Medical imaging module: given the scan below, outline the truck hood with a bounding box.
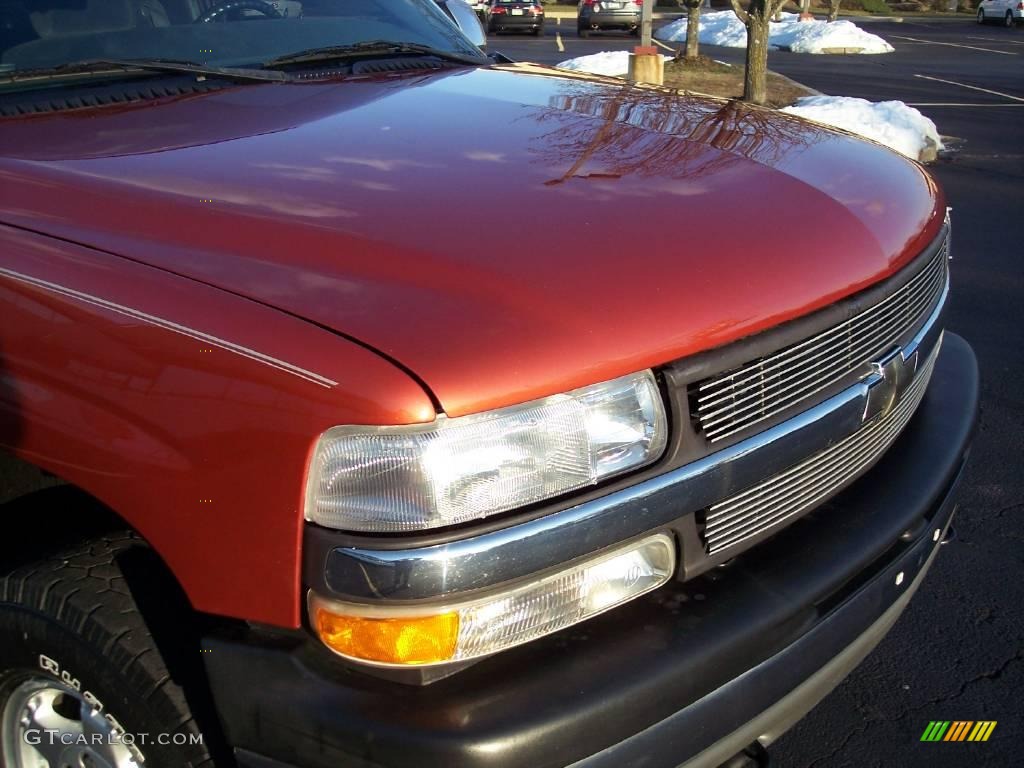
[0,65,945,416]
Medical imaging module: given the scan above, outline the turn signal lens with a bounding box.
[314,610,460,665]
[310,533,675,667]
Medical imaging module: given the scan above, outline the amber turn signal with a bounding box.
[313,607,460,665]
[309,534,675,668]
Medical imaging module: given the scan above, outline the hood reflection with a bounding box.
[531,81,825,186]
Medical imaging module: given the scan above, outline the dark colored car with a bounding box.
[483,0,545,34]
[0,1,977,768]
[577,0,641,37]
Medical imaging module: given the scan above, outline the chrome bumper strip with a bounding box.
[323,276,949,603]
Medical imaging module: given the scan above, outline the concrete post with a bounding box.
[627,45,664,84]
[641,0,654,47]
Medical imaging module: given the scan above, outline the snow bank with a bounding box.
[556,50,669,77]
[656,11,894,55]
[782,96,943,160]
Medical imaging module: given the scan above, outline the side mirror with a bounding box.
[438,0,488,49]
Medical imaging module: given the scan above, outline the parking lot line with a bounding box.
[556,31,565,52]
[891,35,1017,55]
[966,35,1024,45]
[914,74,1024,103]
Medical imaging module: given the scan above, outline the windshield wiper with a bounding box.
[1,58,289,86]
[262,41,487,69]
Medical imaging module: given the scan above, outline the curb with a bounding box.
[771,70,824,97]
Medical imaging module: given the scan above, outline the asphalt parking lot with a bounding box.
[491,16,1024,768]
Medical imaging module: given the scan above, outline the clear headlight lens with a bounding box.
[310,533,675,666]
[305,370,668,532]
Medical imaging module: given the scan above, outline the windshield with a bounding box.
[0,0,482,78]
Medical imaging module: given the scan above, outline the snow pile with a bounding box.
[782,96,943,160]
[656,11,894,54]
[556,50,669,77]
[774,16,894,53]
[658,11,747,48]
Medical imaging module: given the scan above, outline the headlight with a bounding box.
[305,370,668,532]
[309,533,675,666]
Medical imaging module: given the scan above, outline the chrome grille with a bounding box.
[696,242,948,443]
[704,342,940,555]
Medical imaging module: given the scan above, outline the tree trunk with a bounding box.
[685,2,701,59]
[828,0,841,21]
[742,3,770,105]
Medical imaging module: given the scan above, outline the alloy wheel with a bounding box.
[1,676,141,768]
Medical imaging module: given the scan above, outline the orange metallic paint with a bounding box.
[0,64,945,626]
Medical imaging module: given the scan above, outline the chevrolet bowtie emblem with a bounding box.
[863,346,919,423]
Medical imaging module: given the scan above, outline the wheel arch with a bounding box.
[0,512,235,767]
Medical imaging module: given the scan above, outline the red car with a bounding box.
[0,1,976,768]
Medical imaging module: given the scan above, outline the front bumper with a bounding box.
[203,333,978,768]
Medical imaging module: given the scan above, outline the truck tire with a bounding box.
[0,533,214,768]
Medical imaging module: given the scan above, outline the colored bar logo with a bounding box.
[920,721,997,742]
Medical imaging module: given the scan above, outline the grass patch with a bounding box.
[662,56,817,108]
[856,0,893,14]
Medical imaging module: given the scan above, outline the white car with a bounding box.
[977,0,1022,26]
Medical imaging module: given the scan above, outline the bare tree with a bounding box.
[728,0,787,105]
[681,0,703,59]
[827,0,841,21]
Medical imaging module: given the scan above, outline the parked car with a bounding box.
[976,0,1022,25]
[482,0,545,34]
[577,0,641,37]
[0,1,977,768]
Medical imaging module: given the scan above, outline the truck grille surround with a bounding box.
[693,235,949,557]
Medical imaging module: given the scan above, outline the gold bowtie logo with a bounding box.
[863,346,918,423]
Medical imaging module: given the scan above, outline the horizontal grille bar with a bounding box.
[704,342,940,555]
[696,240,948,443]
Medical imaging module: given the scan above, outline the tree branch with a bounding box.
[729,0,750,24]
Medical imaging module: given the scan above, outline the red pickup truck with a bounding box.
[0,2,977,768]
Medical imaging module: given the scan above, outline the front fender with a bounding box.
[0,224,435,627]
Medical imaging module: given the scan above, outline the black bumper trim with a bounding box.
[210,334,978,768]
[576,478,959,768]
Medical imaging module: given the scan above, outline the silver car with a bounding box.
[976,0,1021,26]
